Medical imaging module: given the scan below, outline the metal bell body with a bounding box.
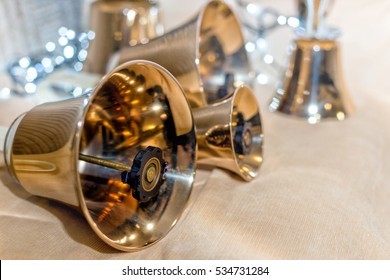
[4,60,197,252]
[108,0,251,108]
[84,0,164,74]
[269,38,354,123]
[193,85,263,181]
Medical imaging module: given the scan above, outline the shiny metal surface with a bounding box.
[269,0,354,123]
[4,60,196,251]
[193,85,263,181]
[84,0,164,74]
[269,39,354,123]
[297,0,334,36]
[301,0,327,38]
[109,0,251,108]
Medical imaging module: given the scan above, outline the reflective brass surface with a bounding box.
[4,60,196,251]
[109,0,251,108]
[193,85,263,181]
[5,98,87,206]
[269,39,354,123]
[85,0,164,74]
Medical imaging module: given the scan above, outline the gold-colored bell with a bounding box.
[194,85,263,181]
[108,0,252,108]
[269,0,354,123]
[4,60,196,252]
[84,0,164,74]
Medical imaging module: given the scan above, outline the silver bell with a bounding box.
[269,0,354,123]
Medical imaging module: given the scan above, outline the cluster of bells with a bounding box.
[3,0,354,251]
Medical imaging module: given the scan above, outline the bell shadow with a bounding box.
[0,168,118,255]
[196,164,244,181]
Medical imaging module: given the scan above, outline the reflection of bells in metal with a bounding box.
[84,0,164,74]
[3,60,197,252]
[193,85,263,181]
[108,0,252,109]
[269,38,355,124]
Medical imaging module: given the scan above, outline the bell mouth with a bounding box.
[197,0,251,104]
[76,60,196,251]
[230,85,263,181]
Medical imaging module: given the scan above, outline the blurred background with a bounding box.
[1,0,390,259]
[0,0,296,73]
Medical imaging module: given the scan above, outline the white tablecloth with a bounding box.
[0,0,390,259]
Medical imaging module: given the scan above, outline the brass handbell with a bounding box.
[269,0,354,123]
[193,85,263,181]
[3,60,197,252]
[84,0,164,74]
[108,0,252,108]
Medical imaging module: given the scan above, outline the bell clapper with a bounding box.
[79,153,132,172]
[79,146,167,202]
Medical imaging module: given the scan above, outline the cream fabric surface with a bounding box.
[1,0,390,259]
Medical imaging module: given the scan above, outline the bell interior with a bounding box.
[77,62,196,251]
[231,86,263,181]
